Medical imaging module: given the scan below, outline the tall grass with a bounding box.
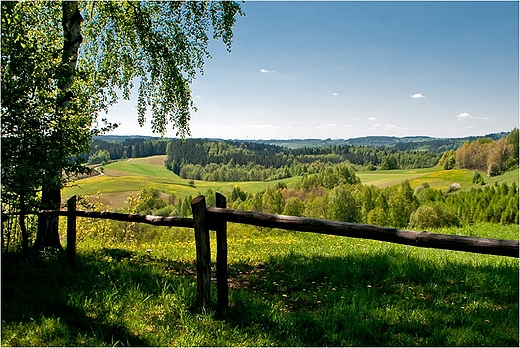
[2,222,518,346]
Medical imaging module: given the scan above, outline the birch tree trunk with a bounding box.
[35,1,83,250]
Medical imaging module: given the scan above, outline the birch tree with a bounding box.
[1,1,243,250]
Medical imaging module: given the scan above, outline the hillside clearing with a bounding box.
[63,156,518,208]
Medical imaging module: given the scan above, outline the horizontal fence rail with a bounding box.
[38,206,519,258]
[12,193,518,311]
[40,209,194,228]
[206,207,519,258]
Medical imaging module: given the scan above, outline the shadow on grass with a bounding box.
[223,250,519,346]
[1,247,518,346]
[1,249,196,346]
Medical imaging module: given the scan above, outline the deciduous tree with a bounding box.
[1,1,243,250]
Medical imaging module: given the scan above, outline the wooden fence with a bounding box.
[50,194,519,311]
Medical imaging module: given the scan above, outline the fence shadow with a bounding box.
[222,250,519,346]
[2,247,518,346]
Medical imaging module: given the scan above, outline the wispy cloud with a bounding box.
[410,93,425,99]
[457,112,489,121]
[260,68,276,73]
[332,92,339,96]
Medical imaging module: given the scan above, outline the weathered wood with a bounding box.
[215,193,228,310]
[36,202,519,258]
[191,196,211,310]
[66,195,77,267]
[206,208,519,258]
[39,210,195,228]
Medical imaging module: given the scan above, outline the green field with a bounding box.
[5,156,519,346]
[2,222,518,346]
[63,156,518,209]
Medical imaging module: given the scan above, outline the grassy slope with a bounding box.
[63,155,519,208]
[63,156,301,208]
[2,223,518,346]
[7,156,519,346]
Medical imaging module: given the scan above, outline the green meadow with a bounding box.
[63,155,518,209]
[3,156,518,346]
[2,222,518,346]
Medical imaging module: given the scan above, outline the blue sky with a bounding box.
[106,1,519,140]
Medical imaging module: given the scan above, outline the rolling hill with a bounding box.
[63,155,518,209]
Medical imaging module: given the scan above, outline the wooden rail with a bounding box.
[205,207,519,257]
[50,194,520,311]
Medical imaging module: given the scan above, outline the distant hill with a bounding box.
[244,132,509,152]
[248,136,434,149]
[94,131,510,153]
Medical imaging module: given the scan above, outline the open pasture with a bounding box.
[357,167,439,188]
[64,156,518,209]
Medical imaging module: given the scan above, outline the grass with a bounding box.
[357,167,440,188]
[63,156,302,209]
[67,157,518,206]
[2,222,518,346]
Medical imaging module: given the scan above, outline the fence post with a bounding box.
[191,195,211,310]
[67,195,77,267]
[215,193,229,310]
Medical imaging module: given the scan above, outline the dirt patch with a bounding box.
[83,191,137,210]
[139,155,167,166]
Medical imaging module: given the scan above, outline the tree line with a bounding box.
[164,139,441,181]
[121,166,518,232]
[88,138,169,164]
[438,128,518,176]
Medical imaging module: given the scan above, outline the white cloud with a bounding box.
[260,68,276,73]
[332,92,339,96]
[457,112,489,121]
[410,93,425,99]
[317,123,339,129]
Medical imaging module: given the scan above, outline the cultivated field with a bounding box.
[63,155,519,209]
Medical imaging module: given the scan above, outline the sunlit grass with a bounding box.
[64,156,518,209]
[3,222,517,346]
[358,167,439,188]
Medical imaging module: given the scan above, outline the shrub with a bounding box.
[443,155,456,170]
[447,183,461,193]
[409,203,460,229]
[487,162,501,177]
[472,171,485,184]
[282,197,305,217]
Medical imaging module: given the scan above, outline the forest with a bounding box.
[130,169,518,234]
[95,129,518,232]
[87,129,518,184]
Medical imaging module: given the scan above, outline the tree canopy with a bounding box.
[1,0,243,251]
